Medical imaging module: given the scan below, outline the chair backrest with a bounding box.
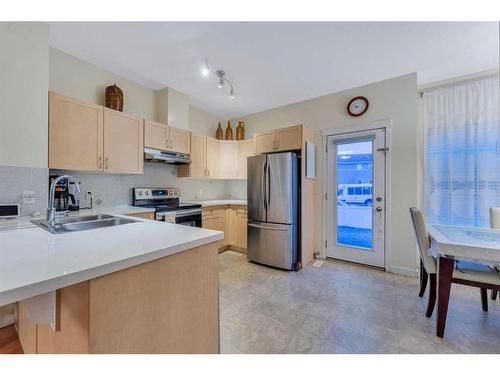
[490,208,500,229]
[409,207,436,274]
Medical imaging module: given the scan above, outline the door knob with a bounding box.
[375,207,383,212]
[376,197,382,202]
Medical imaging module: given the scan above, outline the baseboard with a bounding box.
[389,265,418,277]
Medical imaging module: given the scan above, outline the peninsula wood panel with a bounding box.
[103,108,143,174]
[169,126,191,154]
[228,207,239,247]
[89,243,219,353]
[37,282,90,354]
[48,91,104,171]
[17,302,37,354]
[144,120,167,151]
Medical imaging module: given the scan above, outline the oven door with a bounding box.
[160,209,202,228]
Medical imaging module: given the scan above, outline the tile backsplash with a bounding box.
[0,165,48,217]
[53,162,247,207]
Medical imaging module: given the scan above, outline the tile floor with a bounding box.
[219,251,500,354]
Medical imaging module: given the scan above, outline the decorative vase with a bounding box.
[105,84,124,112]
[215,123,223,140]
[225,121,233,140]
[236,121,245,140]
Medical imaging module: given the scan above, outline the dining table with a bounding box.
[428,224,500,337]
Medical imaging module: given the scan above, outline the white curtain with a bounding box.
[423,76,500,227]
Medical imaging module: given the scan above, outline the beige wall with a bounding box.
[231,73,418,275]
[188,105,223,137]
[49,48,156,120]
[0,22,49,168]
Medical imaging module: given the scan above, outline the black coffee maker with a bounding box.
[49,175,80,211]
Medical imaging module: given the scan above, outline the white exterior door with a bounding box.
[326,128,386,268]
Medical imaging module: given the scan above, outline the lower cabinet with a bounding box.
[203,205,247,253]
[16,243,219,354]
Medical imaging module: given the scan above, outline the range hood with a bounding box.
[144,147,191,165]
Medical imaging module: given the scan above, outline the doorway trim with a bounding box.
[321,119,392,272]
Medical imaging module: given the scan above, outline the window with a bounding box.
[423,76,500,227]
[363,187,371,195]
[348,187,355,195]
[355,187,362,195]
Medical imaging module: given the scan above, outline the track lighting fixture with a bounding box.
[201,59,235,100]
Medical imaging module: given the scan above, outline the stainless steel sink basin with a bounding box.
[31,214,140,234]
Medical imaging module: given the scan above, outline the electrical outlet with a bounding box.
[22,191,36,204]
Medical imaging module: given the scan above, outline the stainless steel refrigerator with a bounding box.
[247,152,298,270]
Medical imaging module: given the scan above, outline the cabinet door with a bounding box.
[189,133,207,178]
[237,139,254,178]
[49,92,103,171]
[254,130,276,154]
[169,126,191,155]
[144,120,167,151]
[206,137,220,178]
[219,141,238,178]
[276,125,302,151]
[238,209,247,249]
[103,108,144,174]
[229,207,239,246]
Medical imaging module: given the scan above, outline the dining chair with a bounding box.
[489,207,500,300]
[409,207,500,317]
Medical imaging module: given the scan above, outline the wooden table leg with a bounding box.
[437,256,454,338]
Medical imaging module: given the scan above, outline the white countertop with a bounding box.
[0,210,222,306]
[188,200,247,207]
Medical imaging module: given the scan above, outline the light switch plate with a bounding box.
[22,191,36,204]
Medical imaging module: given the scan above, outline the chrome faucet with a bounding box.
[47,175,81,227]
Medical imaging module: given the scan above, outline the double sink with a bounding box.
[32,214,140,234]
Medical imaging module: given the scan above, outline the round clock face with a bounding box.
[348,96,369,116]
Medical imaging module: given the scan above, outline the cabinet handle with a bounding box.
[170,139,173,149]
[98,156,103,169]
[104,157,109,170]
[276,140,279,150]
[207,169,210,177]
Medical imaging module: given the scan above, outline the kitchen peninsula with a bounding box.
[0,213,223,354]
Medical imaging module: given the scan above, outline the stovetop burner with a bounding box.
[132,187,201,212]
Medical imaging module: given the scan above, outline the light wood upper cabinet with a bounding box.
[144,120,168,151]
[187,133,206,178]
[254,130,276,154]
[206,137,220,178]
[254,125,303,153]
[237,139,254,178]
[144,120,190,154]
[169,126,190,154]
[276,125,302,151]
[103,108,144,174]
[219,141,238,178]
[49,92,104,171]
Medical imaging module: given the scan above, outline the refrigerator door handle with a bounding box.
[262,158,267,211]
[266,160,271,209]
[248,223,288,231]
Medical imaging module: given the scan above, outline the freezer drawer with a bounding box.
[247,221,297,270]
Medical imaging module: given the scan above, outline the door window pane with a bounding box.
[336,141,373,249]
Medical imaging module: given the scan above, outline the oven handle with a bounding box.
[157,208,202,218]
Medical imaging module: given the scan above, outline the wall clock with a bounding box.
[347,96,369,117]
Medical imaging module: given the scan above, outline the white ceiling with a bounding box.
[49,22,499,118]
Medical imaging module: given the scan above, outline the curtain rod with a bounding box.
[418,72,500,98]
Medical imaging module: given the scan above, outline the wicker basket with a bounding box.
[105,84,124,112]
